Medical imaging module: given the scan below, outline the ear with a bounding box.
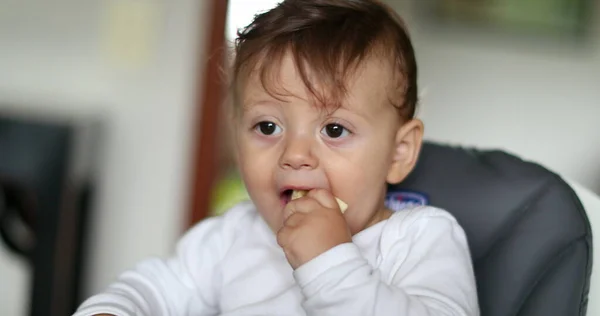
[386,119,424,184]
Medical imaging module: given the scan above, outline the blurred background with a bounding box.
[0,0,598,315]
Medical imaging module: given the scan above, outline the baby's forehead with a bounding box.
[241,53,398,113]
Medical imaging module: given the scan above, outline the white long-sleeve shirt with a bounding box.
[74,201,479,316]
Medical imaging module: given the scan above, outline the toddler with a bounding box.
[75,0,479,315]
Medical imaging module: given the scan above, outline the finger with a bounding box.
[283,198,320,221]
[306,188,338,210]
[276,225,294,248]
[283,212,304,228]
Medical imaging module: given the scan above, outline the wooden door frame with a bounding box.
[187,0,229,228]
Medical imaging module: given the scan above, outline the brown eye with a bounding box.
[321,123,349,138]
[255,121,281,135]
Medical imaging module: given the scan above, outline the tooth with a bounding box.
[291,190,348,213]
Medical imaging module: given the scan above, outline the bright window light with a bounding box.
[226,0,281,42]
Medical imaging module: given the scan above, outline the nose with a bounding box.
[279,135,318,170]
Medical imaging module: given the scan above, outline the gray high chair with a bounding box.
[388,142,593,316]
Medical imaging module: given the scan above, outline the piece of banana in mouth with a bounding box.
[291,190,348,213]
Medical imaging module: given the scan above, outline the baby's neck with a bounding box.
[360,207,393,235]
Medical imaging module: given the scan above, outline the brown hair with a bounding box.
[231,0,418,120]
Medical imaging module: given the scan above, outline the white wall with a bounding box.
[389,1,600,193]
[0,0,209,313]
[226,0,281,41]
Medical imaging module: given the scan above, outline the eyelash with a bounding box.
[253,121,282,136]
[320,122,352,139]
[251,120,353,139]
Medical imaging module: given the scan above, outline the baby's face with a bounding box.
[235,53,413,234]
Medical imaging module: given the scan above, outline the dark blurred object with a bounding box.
[0,111,102,316]
[418,0,594,40]
[0,180,36,259]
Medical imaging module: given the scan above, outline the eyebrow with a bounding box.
[243,97,279,105]
[240,98,285,113]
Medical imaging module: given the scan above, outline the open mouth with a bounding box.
[280,189,293,206]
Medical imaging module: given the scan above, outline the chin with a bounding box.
[256,207,282,231]
[267,221,283,233]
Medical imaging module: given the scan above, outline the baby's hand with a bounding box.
[277,189,352,269]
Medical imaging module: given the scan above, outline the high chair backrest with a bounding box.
[389,142,593,316]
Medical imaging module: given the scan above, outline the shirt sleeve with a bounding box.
[293,207,480,316]
[73,203,253,316]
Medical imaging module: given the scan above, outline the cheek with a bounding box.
[236,142,283,231]
[323,138,394,226]
[325,135,394,188]
[327,152,389,202]
[238,148,272,197]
